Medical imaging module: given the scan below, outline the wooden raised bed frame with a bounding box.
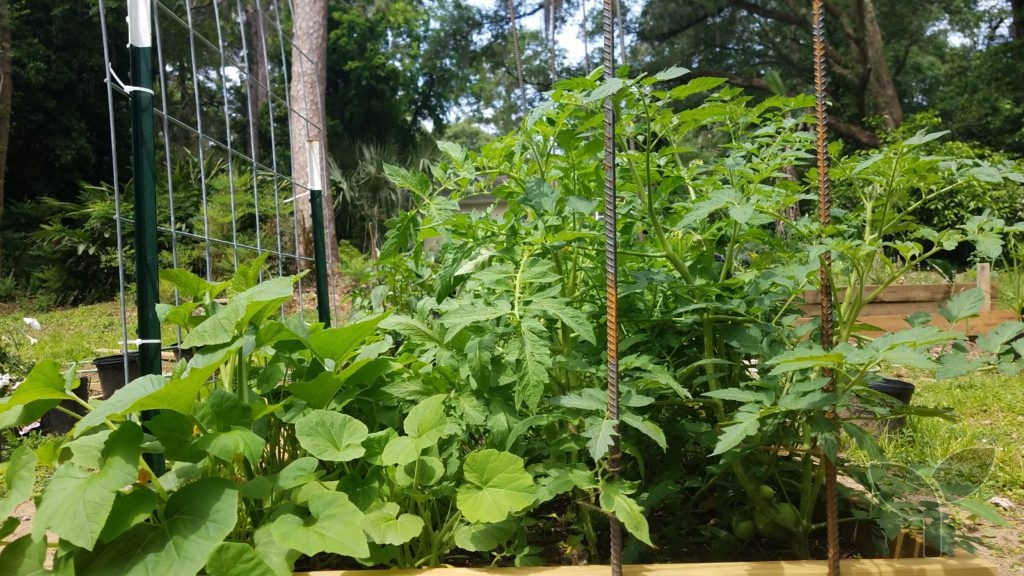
[802,264,1018,337]
[300,557,996,576]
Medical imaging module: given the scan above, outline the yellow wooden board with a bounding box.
[298,558,996,576]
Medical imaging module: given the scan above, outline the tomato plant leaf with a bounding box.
[599,480,653,546]
[582,417,618,461]
[711,415,761,456]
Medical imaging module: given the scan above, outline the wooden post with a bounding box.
[977,263,992,312]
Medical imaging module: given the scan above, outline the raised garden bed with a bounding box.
[298,557,997,576]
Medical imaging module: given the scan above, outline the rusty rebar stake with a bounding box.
[601,0,622,574]
[813,0,841,574]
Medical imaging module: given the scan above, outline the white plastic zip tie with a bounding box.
[125,339,163,346]
[283,191,311,203]
[107,64,155,96]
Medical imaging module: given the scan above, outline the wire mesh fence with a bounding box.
[97,0,337,388]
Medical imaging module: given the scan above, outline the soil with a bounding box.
[964,500,1024,575]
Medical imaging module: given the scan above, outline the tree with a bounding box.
[635,0,982,147]
[0,0,11,225]
[289,0,336,264]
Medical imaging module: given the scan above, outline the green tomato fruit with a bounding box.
[776,502,801,531]
[732,518,757,540]
[757,484,775,501]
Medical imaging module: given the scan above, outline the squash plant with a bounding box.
[0,262,559,574]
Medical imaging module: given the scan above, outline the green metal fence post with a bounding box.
[308,140,331,327]
[129,0,164,475]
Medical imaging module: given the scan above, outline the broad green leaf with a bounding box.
[457,449,538,523]
[453,519,516,552]
[307,314,388,364]
[34,422,142,550]
[77,478,239,576]
[360,502,424,546]
[0,534,48,576]
[194,428,267,467]
[276,457,322,490]
[264,490,369,559]
[396,456,445,487]
[73,375,167,436]
[582,417,618,461]
[711,415,760,456]
[976,321,1024,353]
[205,543,277,576]
[403,393,448,447]
[159,268,221,300]
[381,435,420,466]
[295,411,368,462]
[0,444,37,519]
[182,277,297,349]
[669,76,727,100]
[0,361,70,428]
[938,288,985,323]
[599,480,653,546]
[98,488,159,544]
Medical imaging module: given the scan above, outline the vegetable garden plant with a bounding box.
[1,70,1022,574]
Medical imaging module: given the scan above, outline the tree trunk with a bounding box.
[0,0,11,226]
[289,0,336,268]
[245,3,268,164]
[1012,0,1024,41]
[858,0,903,129]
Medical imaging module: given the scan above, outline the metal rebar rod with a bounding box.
[601,0,622,573]
[813,0,840,574]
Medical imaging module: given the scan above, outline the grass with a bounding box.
[850,370,1024,502]
[0,298,181,372]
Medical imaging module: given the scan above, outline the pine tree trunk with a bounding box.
[245,3,269,163]
[1012,0,1024,41]
[289,0,336,268]
[0,0,11,226]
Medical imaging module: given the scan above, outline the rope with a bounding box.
[601,0,622,573]
[813,0,840,574]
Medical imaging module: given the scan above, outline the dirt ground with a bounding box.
[966,500,1024,575]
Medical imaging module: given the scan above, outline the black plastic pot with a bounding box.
[93,352,141,399]
[40,376,91,435]
[868,377,915,431]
